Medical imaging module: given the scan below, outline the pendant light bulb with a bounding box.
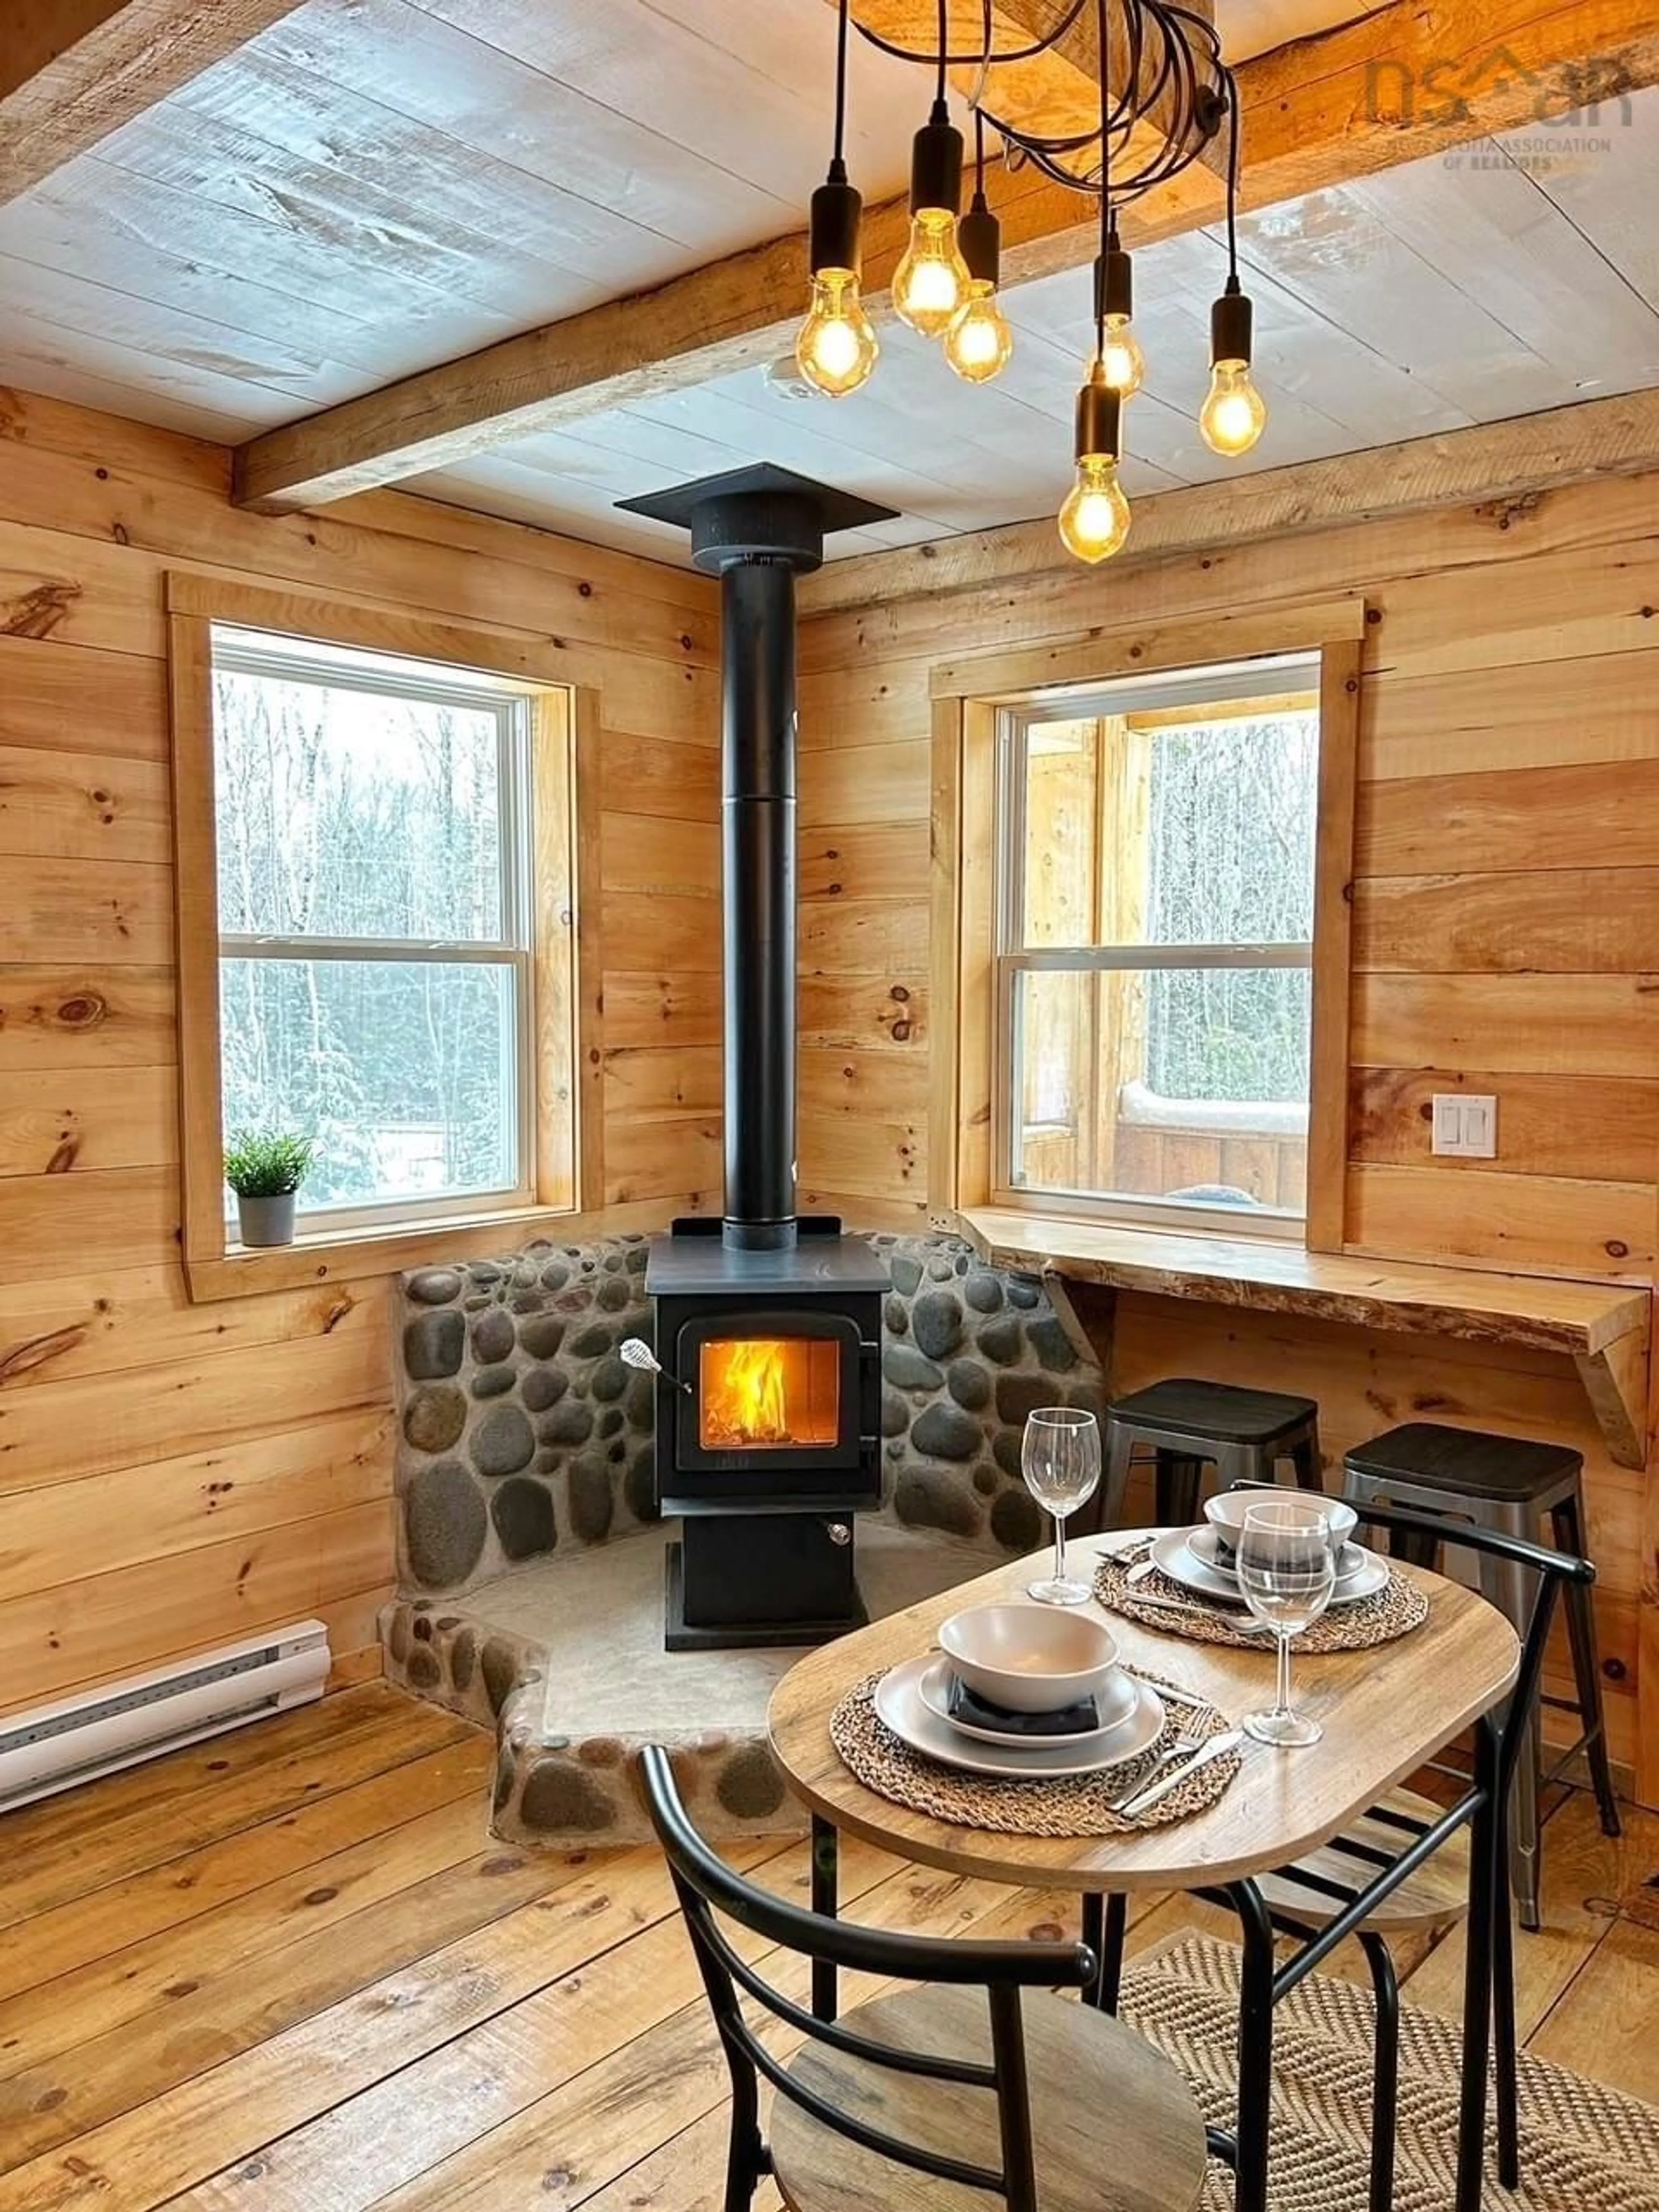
[1058,364,1131,565]
[798,163,877,398]
[1097,233,1145,397]
[1199,360,1266,456]
[944,280,1014,380]
[943,195,1013,382]
[1101,317,1145,397]
[895,207,969,336]
[1199,278,1267,457]
[894,100,968,337]
[1059,454,1132,563]
[796,269,878,397]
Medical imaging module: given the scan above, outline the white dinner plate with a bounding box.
[874,1655,1165,1777]
[915,1657,1138,1747]
[1153,1528,1389,1608]
[1189,1525,1369,1585]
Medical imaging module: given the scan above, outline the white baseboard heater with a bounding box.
[0,1620,331,1814]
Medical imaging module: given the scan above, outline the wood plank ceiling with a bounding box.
[2,0,1657,563]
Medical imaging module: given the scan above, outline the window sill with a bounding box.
[184,1202,597,1303]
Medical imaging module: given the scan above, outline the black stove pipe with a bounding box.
[613,467,899,1255]
[720,556,798,1251]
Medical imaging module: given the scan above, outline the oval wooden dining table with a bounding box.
[767,1529,1521,2212]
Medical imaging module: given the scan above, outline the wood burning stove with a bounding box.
[648,1219,884,1648]
[620,465,899,1650]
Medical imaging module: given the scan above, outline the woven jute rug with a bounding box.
[1121,1933,1659,2209]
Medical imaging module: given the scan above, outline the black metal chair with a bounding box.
[1080,1499,1591,2212]
[638,1743,1209,2212]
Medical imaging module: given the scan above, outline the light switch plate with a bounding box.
[1431,1093,1497,1158]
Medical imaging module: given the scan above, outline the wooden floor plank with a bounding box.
[1392,1791,1651,2038]
[0,1737,492,2006]
[0,1688,412,1865]
[0,1830,628,2190]
[0,1843,783,2212]
[0,1691,474,1929]
[0,1786,504,2085]
[1527,1914,1659,2103]
[0,1687,1645,2212]
[350,1875,1088,2212]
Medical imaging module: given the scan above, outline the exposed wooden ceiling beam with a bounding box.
[796,385,1659,613]
[854,0,1219,159]
[0,0,306,205]
[234,0,1659,513]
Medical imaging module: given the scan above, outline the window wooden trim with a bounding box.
[165,573,602,1303]
[929,601,1366,1255]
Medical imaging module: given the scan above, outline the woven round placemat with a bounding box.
[1093,1543,1429,1652]
[828,1669,1240,1836]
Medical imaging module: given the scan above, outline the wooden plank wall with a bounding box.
[795,471,1659,1798]
[0,387,721,1714]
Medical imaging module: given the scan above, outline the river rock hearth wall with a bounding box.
[868,1232,1105,1554]
[393,1228,1105,1601]
[396,1234,656,1596]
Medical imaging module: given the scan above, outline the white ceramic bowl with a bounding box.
[938,1603,1122,1716]
[1203,1489,1358,1567]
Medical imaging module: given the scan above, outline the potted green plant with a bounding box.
[224,1130,318,1248]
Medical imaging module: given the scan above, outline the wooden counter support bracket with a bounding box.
[1574,1326,1651,1473]
[959,1208,1653,1471]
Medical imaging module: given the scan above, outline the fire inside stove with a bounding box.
[699,1336,841,1451]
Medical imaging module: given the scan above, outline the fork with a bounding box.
[1108,1731,1202,1812]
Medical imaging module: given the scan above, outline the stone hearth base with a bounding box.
[381,1520,995,1848]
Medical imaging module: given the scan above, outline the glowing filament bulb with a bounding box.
[893,208,969,336]
[943,279,1014,382]
[795,268,878,397]
[1199,359,1267,455]
[1100,312,1146,397]
[1058,453,1131,565]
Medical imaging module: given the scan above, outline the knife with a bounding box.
[1119,1729,1244,1819]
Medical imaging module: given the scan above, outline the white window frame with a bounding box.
[992,652,1321,1242]
[210,625,539,1233]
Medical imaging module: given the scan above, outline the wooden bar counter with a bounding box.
[960,1208,1652,1471]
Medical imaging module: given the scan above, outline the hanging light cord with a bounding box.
[1225,70,1241,279]
[849,0,1230,204]
[936,0,947,104]
[832,0,850,171]
[1096,0,1110,358]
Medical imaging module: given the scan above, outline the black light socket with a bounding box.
[1211,275,1254,368]
[1074,366,1122,464]
[1099,233,1133,322]
[808,162,863,276]
[909,96,964,216]
[957,194,1001,285]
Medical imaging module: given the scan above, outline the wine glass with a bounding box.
[1021,1408,1101,1606]
[1236,1499,1338,1747]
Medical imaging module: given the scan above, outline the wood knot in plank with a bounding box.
[1,581,81,639]
[0,1324,88,1385]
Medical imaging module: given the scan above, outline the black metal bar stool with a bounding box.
[1341,1421,1621,1929]
[1100,1377,1324,1528]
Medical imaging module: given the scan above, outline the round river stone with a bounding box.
[403,1309,463,1381]
[404,1384,466,1455]
[404,1460,486,1588]
[471,1405,535,1478]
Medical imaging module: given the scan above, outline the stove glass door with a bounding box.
[697,1336,840,1451]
